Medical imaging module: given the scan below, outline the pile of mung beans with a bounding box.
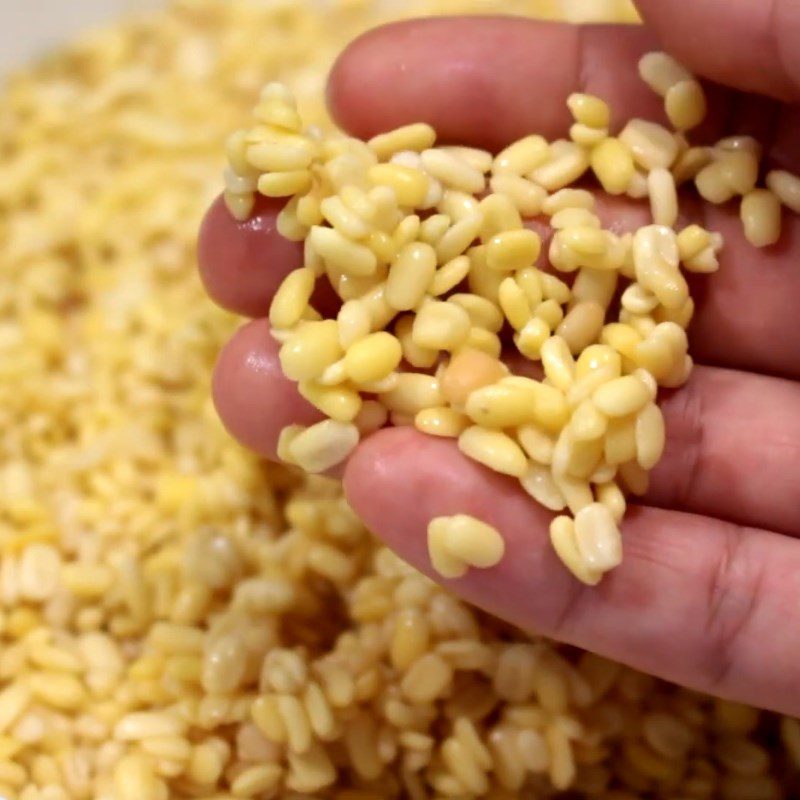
[1,0,800,798]
[226,54,798,586]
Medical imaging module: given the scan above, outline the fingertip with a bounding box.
[635,0,800,102]
[198,194,303,317]
[212,318,321,459]
[328,17,579,149]
[327,17,681,150]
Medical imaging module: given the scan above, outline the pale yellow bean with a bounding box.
[458,427,528,477]
[593,375,651,418]
[635,402,666,470]
[412,300,471,351]
[520,463,567,511]
[415,407,469,438]
[385,242,437,310]
[741,189,782,248]
[344,332,403,385]
[550,516,601,585]
[574,503,623,573]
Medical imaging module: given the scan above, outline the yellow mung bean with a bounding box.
[529,141,590,191]
[571,400,608,441]
[479,193,524,240]
[442,146,493,174]
[465,381,539,428]
[638,51,693,96]
[570,122,608,147]
[415,407,469,438]
[299,381,362,423]
[619,120,680,170]
[498,277,533,331]
[489,174,548,217]
[541,336,576,392]
[550,207,602,230]
[695,161,736,204]
[457,427,528,477]
[514,268,543,307]
[574,502,623,573]
[766,169,800,213]
[428,518,468,578]
[280,320,344,381]
[719,148,760,195]
[429,255,470,296]
[571,268,618,309]
[486,229,542,272]
[517,423,556,465]
[741,189,782,247]
[343,332,403,385]
[555,302,604,355]
[596,481,626,523]
[381,373,443,414]
[288,420,359,473]
[439,189,480,222]
[448,292,504,332]
[247,139,315,172]
[436,212,484,264]
[520,463,567,511]
[635,402,666,470]
[550,516,601,586]
[421,149,485,194]
[320,195,371,239]
[419,213,451,246]
[505,377,570,432]
[677,224,712,261]
[368,164,429,208]
[368,124,437,160]
[309,226,378,277]
[648,167,679,227]
[270,267,317,330]
[540,273,573,304]
[258,169,313,197]
[394,314,436,369]
[633,225,688,309]
[337,300,372,349]
[412,300,471,351]
[515,316,550,359]
[385,242,437,310]
[567,93,611,128]
[428,515,505,579]
[401,654,453,704]
[594,375,651,417]
[665,80,707,131]
[493,135,550,175]
[542,188,595,215]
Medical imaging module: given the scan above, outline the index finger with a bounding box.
[327,16,731,150]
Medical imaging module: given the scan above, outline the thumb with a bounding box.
[635,0,800,102]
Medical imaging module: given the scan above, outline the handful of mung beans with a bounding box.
[223,52,799,585]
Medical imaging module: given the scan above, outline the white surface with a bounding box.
[0,0,160,73]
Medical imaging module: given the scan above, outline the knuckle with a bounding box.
[702,525,765,691]
[666,374,706,509]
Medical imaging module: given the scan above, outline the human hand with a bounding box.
[199,0,800,716]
